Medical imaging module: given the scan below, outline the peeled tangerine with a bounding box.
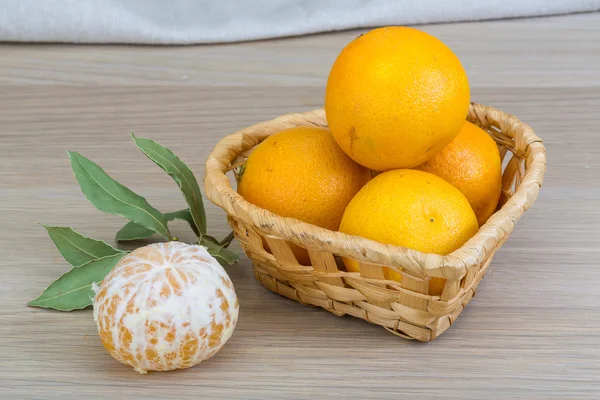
[93,242,239,374]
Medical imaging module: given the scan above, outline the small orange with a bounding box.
[418,121,502,226]
[93,242,239,374]
[325,26,470,171]
[339,169,478,295]
[237,126,371,265]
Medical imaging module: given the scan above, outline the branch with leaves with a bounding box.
[29,134,239,311]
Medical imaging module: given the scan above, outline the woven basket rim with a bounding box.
[204,103,546,280]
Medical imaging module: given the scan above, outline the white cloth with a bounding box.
[1,0,599,44]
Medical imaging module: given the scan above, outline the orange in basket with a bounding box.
[236,126,371,265]
[204,104,546,341]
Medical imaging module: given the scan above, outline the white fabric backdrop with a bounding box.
[1,0,599,44]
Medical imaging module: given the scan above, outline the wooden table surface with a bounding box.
[1,12,599,399]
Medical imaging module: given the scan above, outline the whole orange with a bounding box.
[339,169,478,295]
[325,26,470,171]
[237,126,371,265]
[418,121,502,226]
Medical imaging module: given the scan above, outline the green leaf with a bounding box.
[131,134,207,235]
[116,209,200,242]
[28,253,125,311]
[165,209,200,236]
[200,235,239,265]
[219,231,235,248]
[115,220,156,242]
[68,151,172,240]
[44,225,124,266]
[201,234,220,245]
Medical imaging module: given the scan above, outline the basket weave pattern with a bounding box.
[204,104,546,341]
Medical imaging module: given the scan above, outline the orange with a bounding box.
[237,126,371,265]
[418,121,502,226]
[325,26,470,171]
[339,169,478,295]
[93,242,239,374]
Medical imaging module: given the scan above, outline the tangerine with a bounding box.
[325,27,470,170]
[93,242,238,374]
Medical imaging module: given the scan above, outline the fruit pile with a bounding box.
[237,27,502,295]
[29,25,508,373]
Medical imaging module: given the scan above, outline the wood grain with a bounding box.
[1,12,600,399]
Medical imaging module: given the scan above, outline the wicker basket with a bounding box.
[204,103,546,341]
